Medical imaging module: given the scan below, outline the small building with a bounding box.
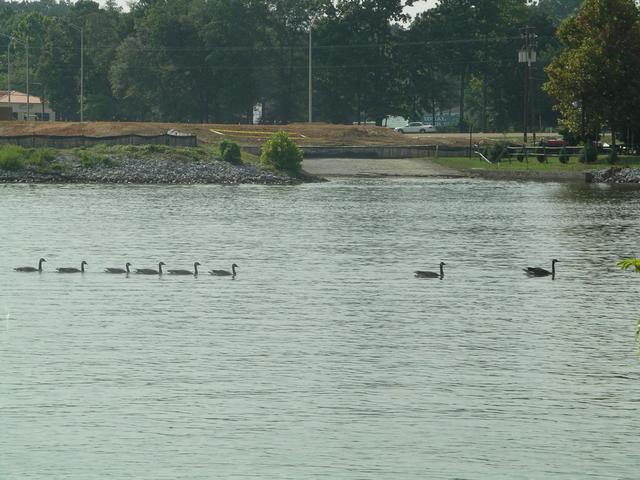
[0,90,56,121]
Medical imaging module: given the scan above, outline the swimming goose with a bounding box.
[136,262,166,275]
[168,262,201,276]
[210,263,238,276]
[15,258,46,272]
[57,261,88,273]
[415,262,446,278]
[524,259,559,277]
[105,263,132,274]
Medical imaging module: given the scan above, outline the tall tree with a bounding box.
[544,0,640,146]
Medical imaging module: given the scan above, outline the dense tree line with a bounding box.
[0,0,581,131]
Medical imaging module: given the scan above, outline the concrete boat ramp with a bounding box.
[301,157,465,178]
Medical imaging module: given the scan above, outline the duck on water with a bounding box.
[57,261,88,273]
[136,262,166,275]
[210,264,238,277]
[415,262,446,279]
[524,259,559,277]
[15,258,46,272]
[168,262,201,276]
[105,263,132,274]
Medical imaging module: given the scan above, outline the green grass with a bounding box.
[0,145,25,171]
[432,155,640,172]
[75,144,215,164]
[0,145,57,172]
[77,150,121,169]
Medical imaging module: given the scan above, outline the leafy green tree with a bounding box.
[544,0,640,147]
[261,131,303,173]
[219,139,242,164]
[536,0,583,24]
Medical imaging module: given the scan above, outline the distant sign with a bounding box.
[423,114,459,127]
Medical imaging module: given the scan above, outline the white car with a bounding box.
[395,122,436,134]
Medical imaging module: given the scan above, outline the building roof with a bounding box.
[0,91,44,105]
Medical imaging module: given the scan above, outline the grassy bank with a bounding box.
[432,155,640,172]
[0,142,265,173]
[0,141,314,185]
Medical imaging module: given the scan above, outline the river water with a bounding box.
[1,178,639,479]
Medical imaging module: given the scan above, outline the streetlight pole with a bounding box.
[308,20,313,123]
[68,22,84,123]
[6,42,10,103]
[26,40,29,121]
[518,26,537,145]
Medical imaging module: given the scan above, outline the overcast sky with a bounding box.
[97,0,438,16]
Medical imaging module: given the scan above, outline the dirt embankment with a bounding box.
[0,121,559,148]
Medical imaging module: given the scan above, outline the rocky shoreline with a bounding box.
[0,154,312,185]
[586,167,640,184]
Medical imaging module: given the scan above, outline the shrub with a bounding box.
[0,145,26,171]
[559,147,569,164]
[260,131,303,173]
[26,148,55,168]
[581,144,598,163]
[486,142,510,163]
[78,151,119,168]
[219,140,242,164]
[139,144,170,155]
[49,162,66,173]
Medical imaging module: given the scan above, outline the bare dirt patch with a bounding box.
[0,120,559,148]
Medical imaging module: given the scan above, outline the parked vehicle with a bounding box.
[541,138,566,147]
[395,122,437,134]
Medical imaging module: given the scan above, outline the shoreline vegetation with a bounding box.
[2,142,640,185]
[432,155,640,183]
[0,143,321,185]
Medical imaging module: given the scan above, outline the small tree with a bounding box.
[219,140,242,164]
[619,258,640,349]
[260,132,303,173]
[559,147,569,164]
[618,258,640,273]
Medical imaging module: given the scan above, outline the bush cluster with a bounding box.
[0,145,25,171]
[78,151,119,169]
[559,147,569,164]
[581,144,598,163]
[0,145,57,172]
[219,140,242,164]
[260,132,303,173]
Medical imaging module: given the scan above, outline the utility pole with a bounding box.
[6,42,10,103]
[26,40,29,121]
[68,22,84,122]
[308,20,313,123]
[519,27,537,145]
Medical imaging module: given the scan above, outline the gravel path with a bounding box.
[301,157,466,178]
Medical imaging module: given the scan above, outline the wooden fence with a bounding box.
[0,133,198,149]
